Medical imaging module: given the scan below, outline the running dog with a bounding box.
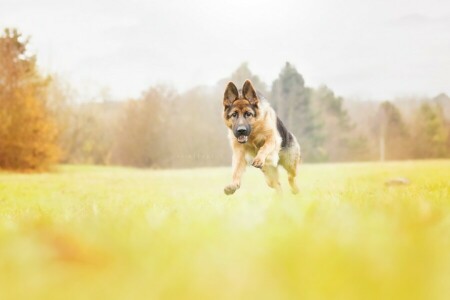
[222,80,301,195]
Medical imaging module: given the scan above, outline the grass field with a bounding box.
[0,161,449,300]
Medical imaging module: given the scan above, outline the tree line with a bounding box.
[1,29,449,170]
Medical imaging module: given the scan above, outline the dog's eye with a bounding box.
[231,112,238,118]
[244,112,253,118]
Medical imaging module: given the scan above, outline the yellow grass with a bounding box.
[0,161,449,300]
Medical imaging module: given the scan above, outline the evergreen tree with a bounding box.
[433,93,450,120]
[219,62,268,95]
[373,101,410,160]
[413,103,449,158]
[311,85,368,161]
[0,28,60,170]
[271,62,324,161]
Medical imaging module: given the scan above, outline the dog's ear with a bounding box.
[223,82,238,108]
[242,80,258,106]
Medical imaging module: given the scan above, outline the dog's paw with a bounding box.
[252,156,264,169]
[224,183,239,195]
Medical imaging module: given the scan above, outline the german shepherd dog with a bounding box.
[223,80,301,195]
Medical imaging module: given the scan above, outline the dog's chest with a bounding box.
[244,135,265,156]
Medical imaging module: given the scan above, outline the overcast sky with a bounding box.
[1,0,450,100]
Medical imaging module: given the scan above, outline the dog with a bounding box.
[222,80,301,195]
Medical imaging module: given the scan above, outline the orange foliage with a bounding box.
[0,28,60,171]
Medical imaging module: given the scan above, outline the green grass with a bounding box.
[0,161,449,300]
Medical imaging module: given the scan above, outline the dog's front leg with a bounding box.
[252,134,278,169]
[224,147,246,195]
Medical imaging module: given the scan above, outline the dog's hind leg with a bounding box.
[287,168,299,194]
[262,165,281,193]
[284,159,299,194]
[280,149,300,195]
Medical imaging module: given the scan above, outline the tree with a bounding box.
[168,86,230,167]
[433,93,450,120]
[271,62,324,162]
[372,101,410,161]
[311,85,368,161]
[0,28,60,170]
[412,103,449,158]
[113,86,176,167]
[218,62,268,95]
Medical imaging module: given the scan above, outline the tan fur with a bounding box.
[223,80,300,195]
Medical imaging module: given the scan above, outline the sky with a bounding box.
[1,0,450,101]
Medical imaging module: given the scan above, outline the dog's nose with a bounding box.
[237,126,247,134]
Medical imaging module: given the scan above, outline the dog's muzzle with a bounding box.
[236,126,249,144]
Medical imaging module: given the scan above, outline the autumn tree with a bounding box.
[168,86,230,167]
[0,28,59,170]
[112,86,177,167]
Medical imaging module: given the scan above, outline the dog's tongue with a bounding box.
[237,136,248,143]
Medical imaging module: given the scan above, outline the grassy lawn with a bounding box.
[0,161,449,300]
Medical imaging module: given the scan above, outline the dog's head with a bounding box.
[223,80,259,144]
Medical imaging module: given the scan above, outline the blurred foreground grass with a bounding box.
[0,161,449,300]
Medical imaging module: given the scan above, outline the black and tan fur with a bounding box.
[223,80,301,195]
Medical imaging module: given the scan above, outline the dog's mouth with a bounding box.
[237,135,248,144]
